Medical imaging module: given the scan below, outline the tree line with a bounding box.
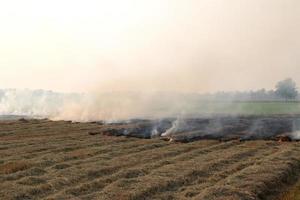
[206,78,299,102]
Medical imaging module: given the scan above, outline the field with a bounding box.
[1,119,300,200]
[281,180,300,200]
[184,101,300,116]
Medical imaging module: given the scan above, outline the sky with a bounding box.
[0,0,300,93]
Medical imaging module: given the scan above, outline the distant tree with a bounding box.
[275,78,298,101]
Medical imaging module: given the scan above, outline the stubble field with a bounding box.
[1,119,300,200]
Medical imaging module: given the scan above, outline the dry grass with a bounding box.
[0,161,32,174]
[279,180,300,200]
[0,119,300,200]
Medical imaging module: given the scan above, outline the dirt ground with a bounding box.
[1,119,300,200]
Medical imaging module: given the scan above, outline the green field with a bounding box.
[191,101,300,116]
[145,101,300,119]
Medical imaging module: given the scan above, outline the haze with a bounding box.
[1,0,300,93]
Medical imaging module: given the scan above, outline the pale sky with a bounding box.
[1,0,300,93]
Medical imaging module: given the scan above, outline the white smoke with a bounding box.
[54,92,189,122]
[0,89,196,121]
[161,118,188,137]
[290,132,300,140]
[2,89,299,124]
[151,127,159,137]
[0,89,79,118]
[291,119,300,140]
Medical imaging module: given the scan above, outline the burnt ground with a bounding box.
[0,118,300,200]
[93,115,300,142]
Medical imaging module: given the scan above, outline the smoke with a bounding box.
[0,89,82,119]
[1,1,300,122]
[291,119,300,140]
[53,91,205,121]
[1,88,300,122]
[1,1,300,142]
[161,119,185,137]
[2,88,300,142]
[53,92,151,122]
[0,89,62,117]
[1,1,300,93]
[99,116,300,142]
[290,132,300,140]
[0,89,201,121]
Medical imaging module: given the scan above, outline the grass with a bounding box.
[0,119,300,200]
[0,161,32,174]
[186,101,300,116]
[280,180,300,200]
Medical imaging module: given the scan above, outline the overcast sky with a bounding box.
[0,0,299,93]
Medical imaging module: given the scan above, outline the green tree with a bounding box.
[275,78,298,101]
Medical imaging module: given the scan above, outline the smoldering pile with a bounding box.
[89,115,300,142]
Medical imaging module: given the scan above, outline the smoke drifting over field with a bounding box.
[1,1,300,141]
[0,89,213,121]
[1,1,300,121]
[2,89,300,141]
[0,89,63,117]
[1,89,300,121]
